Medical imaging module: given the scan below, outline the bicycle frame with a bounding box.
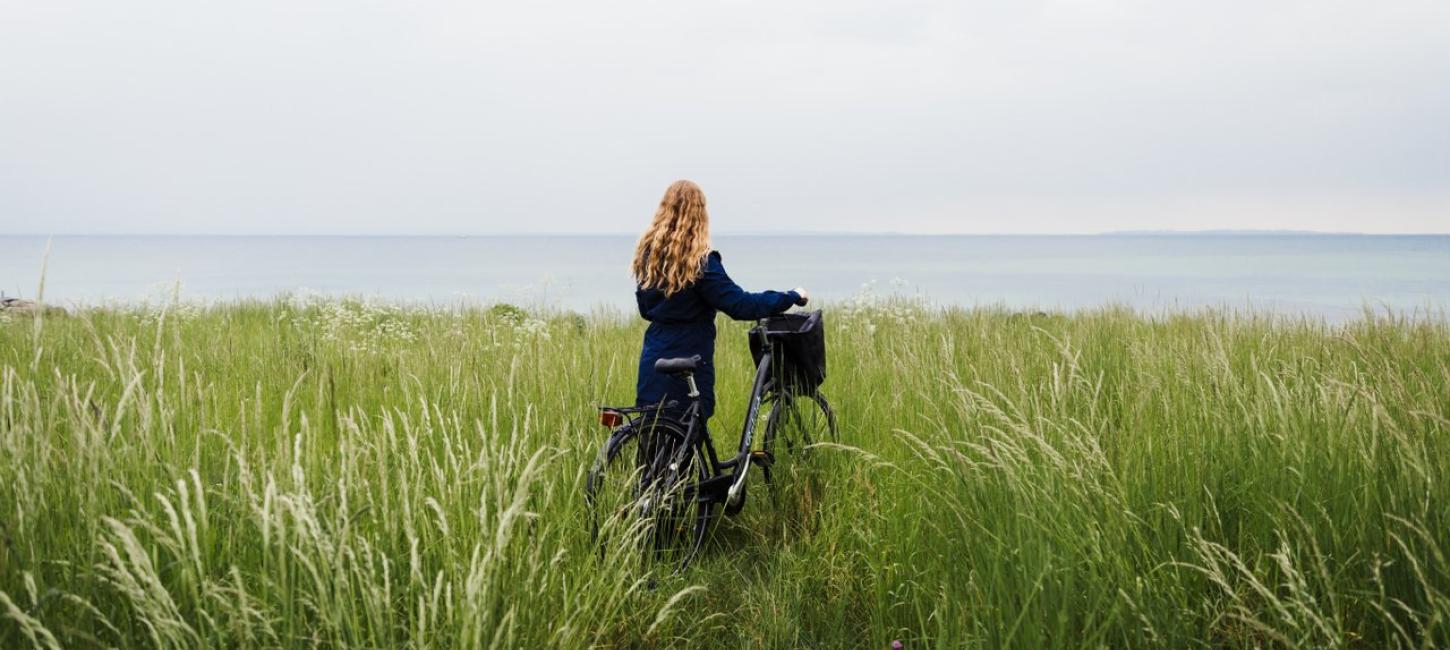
[591,318,829,571]
[672,326,776,509]
[606,326,778,510]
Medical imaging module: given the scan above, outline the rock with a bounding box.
[0,298,66,316]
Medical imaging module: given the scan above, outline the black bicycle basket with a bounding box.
[749,310,826,391]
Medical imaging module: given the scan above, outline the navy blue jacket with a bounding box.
[636,251,800,419]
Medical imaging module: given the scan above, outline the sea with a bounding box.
[2,234,1447,322]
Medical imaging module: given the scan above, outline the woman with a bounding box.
[632,180,807,425]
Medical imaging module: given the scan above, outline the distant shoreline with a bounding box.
[4,231,1449,238]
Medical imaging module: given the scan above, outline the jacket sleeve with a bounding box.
[697,251,799,320]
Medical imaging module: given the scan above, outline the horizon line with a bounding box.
[4,229,1450,237]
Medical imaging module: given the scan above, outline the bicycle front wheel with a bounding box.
[762,390,839,459]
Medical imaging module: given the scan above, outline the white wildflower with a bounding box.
[514,317,551,342]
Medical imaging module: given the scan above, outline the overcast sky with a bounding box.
[2,0,1447,235]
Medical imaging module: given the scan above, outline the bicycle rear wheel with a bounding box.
[585,419,714,569]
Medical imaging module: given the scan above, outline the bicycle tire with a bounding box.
[762,390,839,459]
[585,418,714,568]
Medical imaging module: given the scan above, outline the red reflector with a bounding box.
[599,411,623,427]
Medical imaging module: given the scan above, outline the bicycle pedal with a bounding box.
[749,450,774,466]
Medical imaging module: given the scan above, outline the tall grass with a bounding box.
[1,296,1447,648]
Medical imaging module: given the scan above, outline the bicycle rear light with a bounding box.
[599,410,623,427]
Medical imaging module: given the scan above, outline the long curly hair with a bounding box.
[631,180,712,296]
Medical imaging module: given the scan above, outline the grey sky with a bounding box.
[2,0,1447,235]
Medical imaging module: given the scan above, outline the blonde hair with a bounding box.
[631,180,712,296]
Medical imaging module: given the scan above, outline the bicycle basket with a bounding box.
[749,310,826,391]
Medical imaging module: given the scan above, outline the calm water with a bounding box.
[2,235,1447,321]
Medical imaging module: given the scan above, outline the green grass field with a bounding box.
[2,296,1448,648]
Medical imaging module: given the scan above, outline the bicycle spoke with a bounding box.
[586,421,715,570]
[764,390,837,460]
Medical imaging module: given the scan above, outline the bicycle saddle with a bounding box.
[654,355,701,375]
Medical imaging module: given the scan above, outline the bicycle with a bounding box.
[585,310,838,571]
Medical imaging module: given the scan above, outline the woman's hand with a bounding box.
[792,288,809,306]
